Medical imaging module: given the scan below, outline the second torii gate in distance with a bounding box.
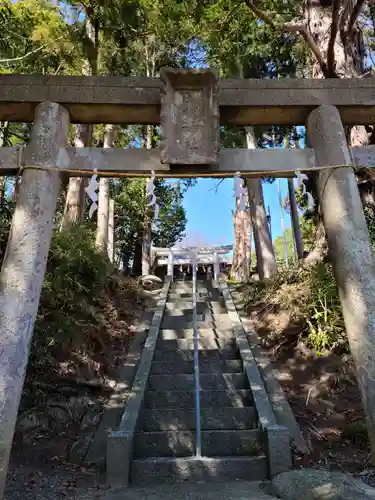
[153,245,233,284]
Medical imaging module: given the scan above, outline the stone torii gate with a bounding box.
[2,69,375,493]
[153,245,233,282]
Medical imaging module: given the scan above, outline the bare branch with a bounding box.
[327,0,342,76]
[219,1,244,28]
[0,44,46,64]
[243,0,331,77]
[347,0,366,39]
[243,0,277,29]
[210,178,225,193]
[286,22,332,77]
[339,0,356,33]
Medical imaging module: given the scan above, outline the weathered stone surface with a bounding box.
[0,101,70,498]
[2,145,374,179]
[134,429,262,457]
[160,68,219,165]
[271,469,375,500]
[140,406,256,431]
[153,346,238,362]
[147,373,247,391]
[264,424,291,477]
[130,457,268,486]
[144,389,253,409]
[99,479,277,499]
[307,105,375,458]
[156,337,236,350]
[3,74,375,126]
[150,359,242,374]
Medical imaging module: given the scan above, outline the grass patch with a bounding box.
[242,262,346,354]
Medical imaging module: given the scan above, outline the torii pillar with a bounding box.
[0,102,70,496]
[307,105,375,463]
[167,249,174,281]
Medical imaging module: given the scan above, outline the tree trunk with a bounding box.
[231,198,240,280]
[107,198,115,263]
[95,125,116,252]
[141,216,152,276]
[288,178,304,259]
[301,0,367,262]
[61,124,93,230]
[244,196,252,276]
[239,192,251,282]
[140,39,158,277]
[245,127,277,279]
[132,237,142,276]
[306,0,366,144]
[141,125,154,276]
[61,12,98,230]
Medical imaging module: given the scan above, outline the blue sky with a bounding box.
[180,42,295,248]
[181,177,292,247]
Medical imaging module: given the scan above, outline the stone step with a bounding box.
[153,347,239,362]
[160,314,232,330]
[156,338,237,351]
[144,389,253,409]
[161,312,196,321]
[130,456,268,484]
[210,302,228,315]
[140,407,257,431]
[164,301,205,311]
[147,373,248,391]
[167,293,192,300]
[150,359,242,374]
[159,328,234,340]
[134,429,262,458]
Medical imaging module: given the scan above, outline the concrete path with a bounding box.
[97,481,278,500]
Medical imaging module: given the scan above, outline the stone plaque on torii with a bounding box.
[160,68,220,166]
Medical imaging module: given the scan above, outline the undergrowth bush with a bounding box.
[28,224,140,381]
[244,262,346,354]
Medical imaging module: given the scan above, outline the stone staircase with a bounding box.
[130,279,268,484]
[107,278,291,486]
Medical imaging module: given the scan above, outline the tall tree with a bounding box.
[95,125,117,252]
[241,1,369,261]
[61,2,99,229]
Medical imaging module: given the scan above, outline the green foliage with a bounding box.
[29,226,115,376]
[273,227,295,265]
[342,420,369,449]
[44,225,110,307]
[245,262,345,355]
[305,263,345,354]
[115,177,188,270]
[273,216,316,264]
[0,0,78,74]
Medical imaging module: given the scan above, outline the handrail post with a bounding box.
[167,249,174,281]
[190,248,201,457]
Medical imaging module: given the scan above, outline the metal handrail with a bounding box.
[191,250,201,457]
